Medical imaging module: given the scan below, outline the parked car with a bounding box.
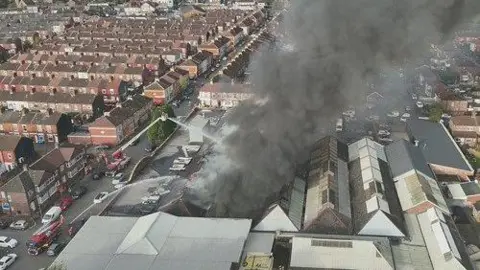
[111,173,125,185]
[93,192,109,204]
[47,242,66,256]
[0,253,17,269]
[416,101,424,108]
[42,206,62,224]
[405,105,411,111]
[95,145,110,152]
[378,130,391,136]
[411,93,417,100]
[145,143,156,153]
[71,186,87,200]
[400,113,411,122]
[0,218,12,230]
[9,220,28,230]
[59,196,73,211]
[129,138,140,146]
[0,237,17,248]
[387,110,399,117]
[92,171,105,180]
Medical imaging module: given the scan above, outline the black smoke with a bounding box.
[188,0,480,218]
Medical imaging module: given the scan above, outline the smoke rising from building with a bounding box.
[188,0,480,218]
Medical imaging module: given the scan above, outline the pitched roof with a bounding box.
[302,207,351,234]
[0,135,22,151]
[29,146,84,173]
[253,204,298,232]
[385,139,435,179]
[406,119,473,172]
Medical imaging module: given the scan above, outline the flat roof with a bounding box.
[53,213,252,270]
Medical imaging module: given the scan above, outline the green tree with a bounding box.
[32,32,41,46]
[427,103,444,122]
[147,105,177,144]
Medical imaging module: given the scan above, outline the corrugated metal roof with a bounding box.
[53,213,252,270]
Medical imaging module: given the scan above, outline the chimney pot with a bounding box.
[104,111,110,117]
[414,140,419,147]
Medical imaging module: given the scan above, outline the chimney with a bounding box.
[414,140,419,147]
[127,96,133,101]
[104,111,110,117]
[23,164,28,171]
[116,103,122,108]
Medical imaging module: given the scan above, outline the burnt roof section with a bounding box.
[192,51,213,64]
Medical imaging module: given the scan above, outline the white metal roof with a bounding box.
[417,208,466,270]
[290,237,393,270]
[447,183,467,200]
[53,213,252,270]
[253,204,298,232]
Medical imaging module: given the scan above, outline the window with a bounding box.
[37,125,43,132]
[311,240,353,248]
[12,124,17,130]
[22,125,27,132]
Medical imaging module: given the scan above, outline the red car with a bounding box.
[59,196,73,211]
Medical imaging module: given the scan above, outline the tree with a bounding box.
[23,40,33,51]
[427,103,444,122]
[32,32,41,46]
[14,38,22,54]
[147,105,177,144]
[0,47,9,63]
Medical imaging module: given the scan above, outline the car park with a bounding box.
[0,237,17,248]
[47,242,66,256]
[93,192,109,204]
[71,186,87,200]
[0,253,17,270]
[9,220,28,230]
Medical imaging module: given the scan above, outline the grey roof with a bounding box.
[461,181,480,196]
[288,177,305,229]
[53,212,252,270]
[385,140,435,179]
[406,119,473,172]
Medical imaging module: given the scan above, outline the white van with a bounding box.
[336,118,343,132]
[42,206,62,224]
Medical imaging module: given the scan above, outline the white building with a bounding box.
[199,82,254,109]
[290,237,394,270]
[52,212,253,270]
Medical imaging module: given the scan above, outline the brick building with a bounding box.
[0,135,35,173]
[0,145,86,216]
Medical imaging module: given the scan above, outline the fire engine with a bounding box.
[26,215,65,256]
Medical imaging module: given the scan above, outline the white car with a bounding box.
[111,173,125,185]
[173,157,193,165]
[342,110,355,118]
[9,220,28,230]
[114,183,127,190]
[169,164,186,171]
[93,192,109,204]
[0,254,17,270]
[400,113,411,122]
[416,101,424,108]
[378,130,391,136]
[411,93,417,100]
[387,111,400,117]
[405,105,411,111]
[0,237,17,248]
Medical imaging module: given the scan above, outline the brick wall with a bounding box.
[406,201,435,214]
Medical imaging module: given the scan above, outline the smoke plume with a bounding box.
[189,0,480,218]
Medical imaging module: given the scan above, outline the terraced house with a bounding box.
[0,145,86,217]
